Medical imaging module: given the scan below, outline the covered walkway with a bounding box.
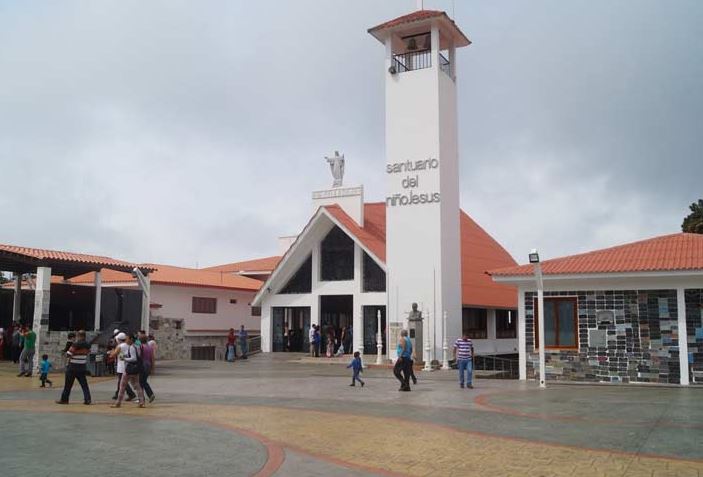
[0,244,154,372]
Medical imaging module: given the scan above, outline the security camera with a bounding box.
[388,65,397,75]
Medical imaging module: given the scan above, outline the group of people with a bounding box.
[0,323,37,377]
[307,323,353,358]
[49,328,157,408]
[225,325,249,362]
[345,329,474,392]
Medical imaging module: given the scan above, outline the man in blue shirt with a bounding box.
[393,329,413,391]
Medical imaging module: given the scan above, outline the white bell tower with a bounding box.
[368,11,470,357]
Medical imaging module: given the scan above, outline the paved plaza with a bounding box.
[0,354,702,476]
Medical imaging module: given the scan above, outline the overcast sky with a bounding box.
[1,0,701,268]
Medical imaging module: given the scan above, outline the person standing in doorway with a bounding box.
[137,330,155,403]
[17,325,36,377]
[313,325,321,357]
[110,333,136,401]
[343,325,353,356]
[56,330,91,405]
[147,335,158,374]
[453,332,474,389]
[238,325,248,359]
[326,328,335,358]
[308,324,316,357]
[11,324,21,363]
[393,330,412,392]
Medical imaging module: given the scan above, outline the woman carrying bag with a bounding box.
[111,334,145,408]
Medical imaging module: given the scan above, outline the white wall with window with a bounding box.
[462,307,518,355]
[152,285,260,333]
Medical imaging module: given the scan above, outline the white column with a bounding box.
[353,244,363,355]
[140,274,150,333]
[449,43,456,79]
[517,287,527,381]
[12,273,21,322]
[32,266,51,375]
[487,309,497,340]
[677,287,690,386]
[310,243,320,327]
[353,306,363,355]
[93,271,102,331]
[376,309,383,365]
[431,25,439,71]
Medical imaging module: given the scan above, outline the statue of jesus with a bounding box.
[325,151,345,188]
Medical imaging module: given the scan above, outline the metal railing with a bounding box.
[439,52,451,77]
[457,355,519,379]
[248,335,262,355]
[392,49,432,73]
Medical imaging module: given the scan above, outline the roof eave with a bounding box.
[491,269,703,284]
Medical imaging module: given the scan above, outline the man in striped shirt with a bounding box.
[453,332,474,389]
[56,330,92,405]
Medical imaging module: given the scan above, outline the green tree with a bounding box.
[682,199,703,234]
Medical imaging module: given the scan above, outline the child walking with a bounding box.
[347,351,364,387]
[39,354,53,388]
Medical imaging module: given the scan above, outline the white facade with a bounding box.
[90,282,259,334]
[379,18,467,354]
[258,209,386,354]
[150,285,259,333]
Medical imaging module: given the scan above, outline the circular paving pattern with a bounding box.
[0,411,269,477]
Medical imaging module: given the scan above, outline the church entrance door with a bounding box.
[319,295,353,355]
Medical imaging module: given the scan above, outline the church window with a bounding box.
[280,255,312,294]
[462,308,487,339]
[320,226,354,281]
[362,252,385,292]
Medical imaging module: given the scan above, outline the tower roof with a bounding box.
[368,10,471,47]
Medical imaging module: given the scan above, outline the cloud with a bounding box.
[0,0,701,268]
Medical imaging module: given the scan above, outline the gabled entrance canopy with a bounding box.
[252,205,386,306]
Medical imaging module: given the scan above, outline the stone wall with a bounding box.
[38,330,99,371]
[525,289,683,384]
[149,317,188,361]
[685,289,703,382]
[149,313,261,361]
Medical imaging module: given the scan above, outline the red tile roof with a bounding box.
[369,10,446,31]
[460,212,519,308]
[71,263,263,292]
[368,10,471,46]
[0,244,154,274]
[325,203,386,263]
[489,233,703,277]
[203,256,281,274]
[323,203,517,308]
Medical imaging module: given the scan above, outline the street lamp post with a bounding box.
[441,310,449,370]
[424,309,432,371]
[529,249,546,389]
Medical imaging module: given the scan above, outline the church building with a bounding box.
[253,11,519,361]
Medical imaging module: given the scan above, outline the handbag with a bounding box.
[125,345,142,375]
